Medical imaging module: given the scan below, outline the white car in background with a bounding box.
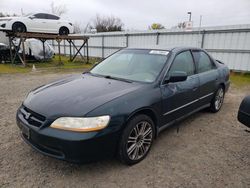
[0,13,74,35]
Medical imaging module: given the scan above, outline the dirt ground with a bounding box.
[0,72,249,188]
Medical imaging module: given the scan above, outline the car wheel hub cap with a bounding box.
[127,121,153,161]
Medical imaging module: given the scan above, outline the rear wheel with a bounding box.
[59,27,69,35]
[118,114,155,165]
[210,86,225,113]
[12,22,26,33]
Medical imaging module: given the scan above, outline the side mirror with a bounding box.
[92,62,99,68]
[29,16,35,19]
[238,95,250,128]
[165,71,188,84]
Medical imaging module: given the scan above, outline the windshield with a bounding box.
[24,13,33,17]
[90,49,169,83]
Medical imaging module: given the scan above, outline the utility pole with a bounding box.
[199,15,203,29]
[187,12,192,21]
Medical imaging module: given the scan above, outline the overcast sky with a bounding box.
[1,0,250,30]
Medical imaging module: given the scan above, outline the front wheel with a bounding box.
[118,114,155,165]
[12,22,26,33]
[210,86,225,113]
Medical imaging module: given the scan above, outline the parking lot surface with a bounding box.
[0,72,249,188]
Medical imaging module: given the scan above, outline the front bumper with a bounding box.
[16,107,120,163]
[225,80,230,92]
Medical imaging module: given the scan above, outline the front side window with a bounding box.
[168,51,195,76]
[34,13,46,19]
[192,51,215,73]
[90,49,169,83]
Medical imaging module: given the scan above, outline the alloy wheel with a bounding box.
[215,88,224,110]
[126,121,153,161]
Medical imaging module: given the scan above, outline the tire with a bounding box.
[59,27,69,35]
[12,22,26,33]
[118,114,155,165]
[210,86,225,113]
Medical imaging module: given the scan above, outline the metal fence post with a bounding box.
[63,39,66,55]
[125,34,129,47]
[201,30,206,48]
[156,32,160,45]
[102,35,104,59]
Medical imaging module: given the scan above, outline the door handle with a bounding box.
[193,87,198,91]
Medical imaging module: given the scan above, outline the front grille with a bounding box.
[20,106,46,127]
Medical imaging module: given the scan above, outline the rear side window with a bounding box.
[168,51,195,76]
[46,14,60,20]
[192,51,215,73]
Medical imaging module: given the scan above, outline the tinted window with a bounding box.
[47,14,60,20]
[192,51,214,73]
[168,51,195,76]
[34,13,46,19]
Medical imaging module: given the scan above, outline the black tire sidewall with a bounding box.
[59,27,69,35]
[12,23,26,33]
[118,114,155,165]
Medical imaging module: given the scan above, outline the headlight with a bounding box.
[50,116,110,132]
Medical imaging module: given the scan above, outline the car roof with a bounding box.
[125,46,203,53]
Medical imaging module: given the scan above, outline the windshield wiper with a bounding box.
[104,75,133,83]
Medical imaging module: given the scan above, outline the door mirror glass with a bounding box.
[166,71,188,83]
[29,16,35,19]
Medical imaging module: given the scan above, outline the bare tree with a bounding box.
[73,22,82,34]
[90,14,124,32]
[0,12,18,17]
[50,1,67,16]
[82,23,91,33]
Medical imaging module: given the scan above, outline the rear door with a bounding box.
[160,50,200,124]
[192,50,219,106]
[44,14,60,33]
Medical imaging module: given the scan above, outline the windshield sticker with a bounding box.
[149,50,169,56]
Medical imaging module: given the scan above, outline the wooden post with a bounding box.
[57,39,62,64]
[21,37,26,66]
[8,36,13,64]
[86,38,89,63]
[69,40,72,61]
[42,40,46,60]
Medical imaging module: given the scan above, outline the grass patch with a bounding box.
[230,73,250,86]
[0,55,100,74]
[230,72,250,87]
[0,64,29,73]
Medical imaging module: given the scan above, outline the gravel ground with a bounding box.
[0,72,250,188]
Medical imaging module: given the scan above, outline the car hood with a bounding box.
[23,74,143,119]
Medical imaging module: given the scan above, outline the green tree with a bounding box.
[149,23,165,30]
